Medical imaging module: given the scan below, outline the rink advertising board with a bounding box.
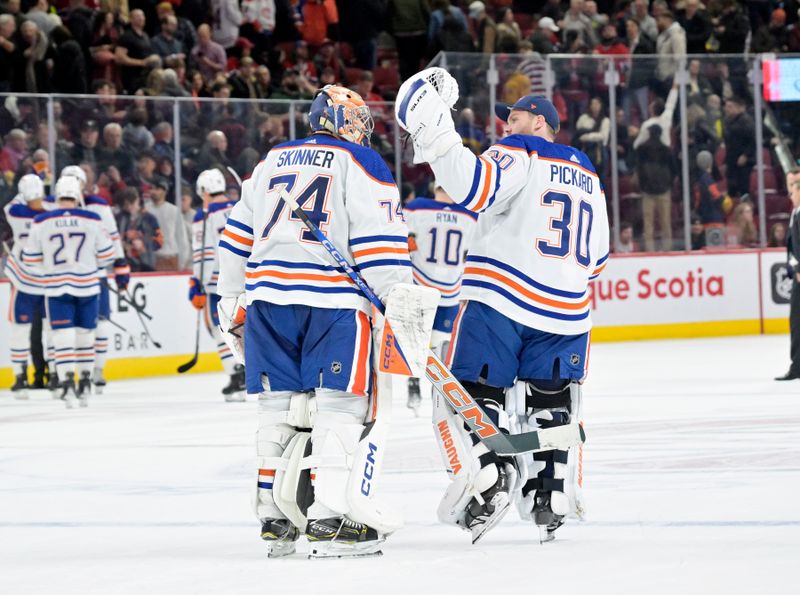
[0,251,792,387]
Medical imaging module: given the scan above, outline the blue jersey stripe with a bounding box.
[462,159,483,206]
[227,218,254,235]
[246,259,342,272]
[463,280,590,321]
[219,240,251,258]
[466,255,586,299]
[245,281,362,295]
[596,252,609,266]
[350,234,408,246]
[355,259,412,271]
[411,262,461,287]
[257,482,273,490]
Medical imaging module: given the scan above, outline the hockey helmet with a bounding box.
[55,175,84,205]
[196,168,226,197]
[308,85,374,147]
[18,173,45,202]
[60,165,88,190]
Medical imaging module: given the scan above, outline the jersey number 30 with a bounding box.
[536,191,593,267]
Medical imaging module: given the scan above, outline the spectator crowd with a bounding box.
[1,0,798,265]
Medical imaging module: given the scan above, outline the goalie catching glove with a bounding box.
[217,294,247,365]
[395,67,463,165]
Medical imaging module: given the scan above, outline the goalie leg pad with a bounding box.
[303,389,402,534]
[515,381,584,521]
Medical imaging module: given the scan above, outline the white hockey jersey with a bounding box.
[404,198,477,308]
[85,195,125,274]
[192,199,237,294]
[216,135,411,312]
[429,134,610,335]
[22,208,116,297]
[3,202,49,295]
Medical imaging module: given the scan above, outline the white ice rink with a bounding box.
[2,335,798,595]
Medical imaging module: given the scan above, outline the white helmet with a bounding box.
[60,165,87,190]
[196,168,226,197]
[18,174,45,202]
[55,176,84,205]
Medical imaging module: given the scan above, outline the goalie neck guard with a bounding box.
[308,85,374,148]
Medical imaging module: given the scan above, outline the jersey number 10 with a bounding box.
[536,191,593,267]
[425,228,463,266]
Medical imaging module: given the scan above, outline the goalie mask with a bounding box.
[308,85,374,147]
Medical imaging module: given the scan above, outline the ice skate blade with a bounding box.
[471,495,511,544]
[94,385,104,395]
[538,526,556,544]
[308,537,385,559]
[13,391,30,400]
[266,541,297,558]
[78,398,89,408]
[63,397,77,409]
[225,392,246,402]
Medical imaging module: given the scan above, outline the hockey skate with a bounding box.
[60,372,78,409]
[76,371,92,408]
[532,491,565,543]
[465,465,511,544]
[406,377,421,414]
[48,370,61,399]
[222,365,246,402]
[260,519,299,558]
[306,517,385,559]
[93,367,106,394]
[11,366,29,400]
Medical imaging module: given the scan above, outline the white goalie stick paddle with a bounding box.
[274,188,585,456]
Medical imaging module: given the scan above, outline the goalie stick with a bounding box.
[275,188,585,456]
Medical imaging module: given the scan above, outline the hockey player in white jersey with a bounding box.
[404,185,477,410]
[22,176,116,407]
[4,174,49,398]
[188,168,245,401]
[216,85,427,558]
[396,70,609,542]
[59,165,130,392]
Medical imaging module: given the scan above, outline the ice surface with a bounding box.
[1,336,798,595]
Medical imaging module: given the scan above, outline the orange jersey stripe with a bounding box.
[592,262,607,276]
[352,246,408,259]
[472,157,494,212]
[464,267,591,311]
[245,269,353,284]
[222,229,254,246]
[258,469,276,477]
[351,310,371,396]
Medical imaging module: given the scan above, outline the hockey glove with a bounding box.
[395,68,462,165]
[113,258,131,291]
[188,277,207,310]
[217,294,246,365]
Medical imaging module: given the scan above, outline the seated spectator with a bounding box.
[273,68,316,100]
[152,122,174,162]
[161,67,188,97]
[115,187,163,272]
[69,120,100,173]
[635,124,677,252]
[496,7,522,53]
[752,8,790,53]
[312,39,346,84]
[152,14,186,63]
[283,40,318,84]
[98,122,133,179]
[0,129,28,178]
[354,71,386,127]
[318,65,336,87]
[617,221,637,253]
[95,164,127,205]
[769,222,788,248]
[583,1,608,35]
[190,24,226,83]
[123,108,155,155]
[228,56,259,99]
[145,178,188,271]
[694,150,725,225]
[196,130,232,174]
[156,155,175,197]
[561,0,597,49]
[115,9,161,95]
[254,65,274,98]
[128,151,159,201]
[728,201,758,248]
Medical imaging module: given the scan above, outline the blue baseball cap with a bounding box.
[495,95,560,132]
